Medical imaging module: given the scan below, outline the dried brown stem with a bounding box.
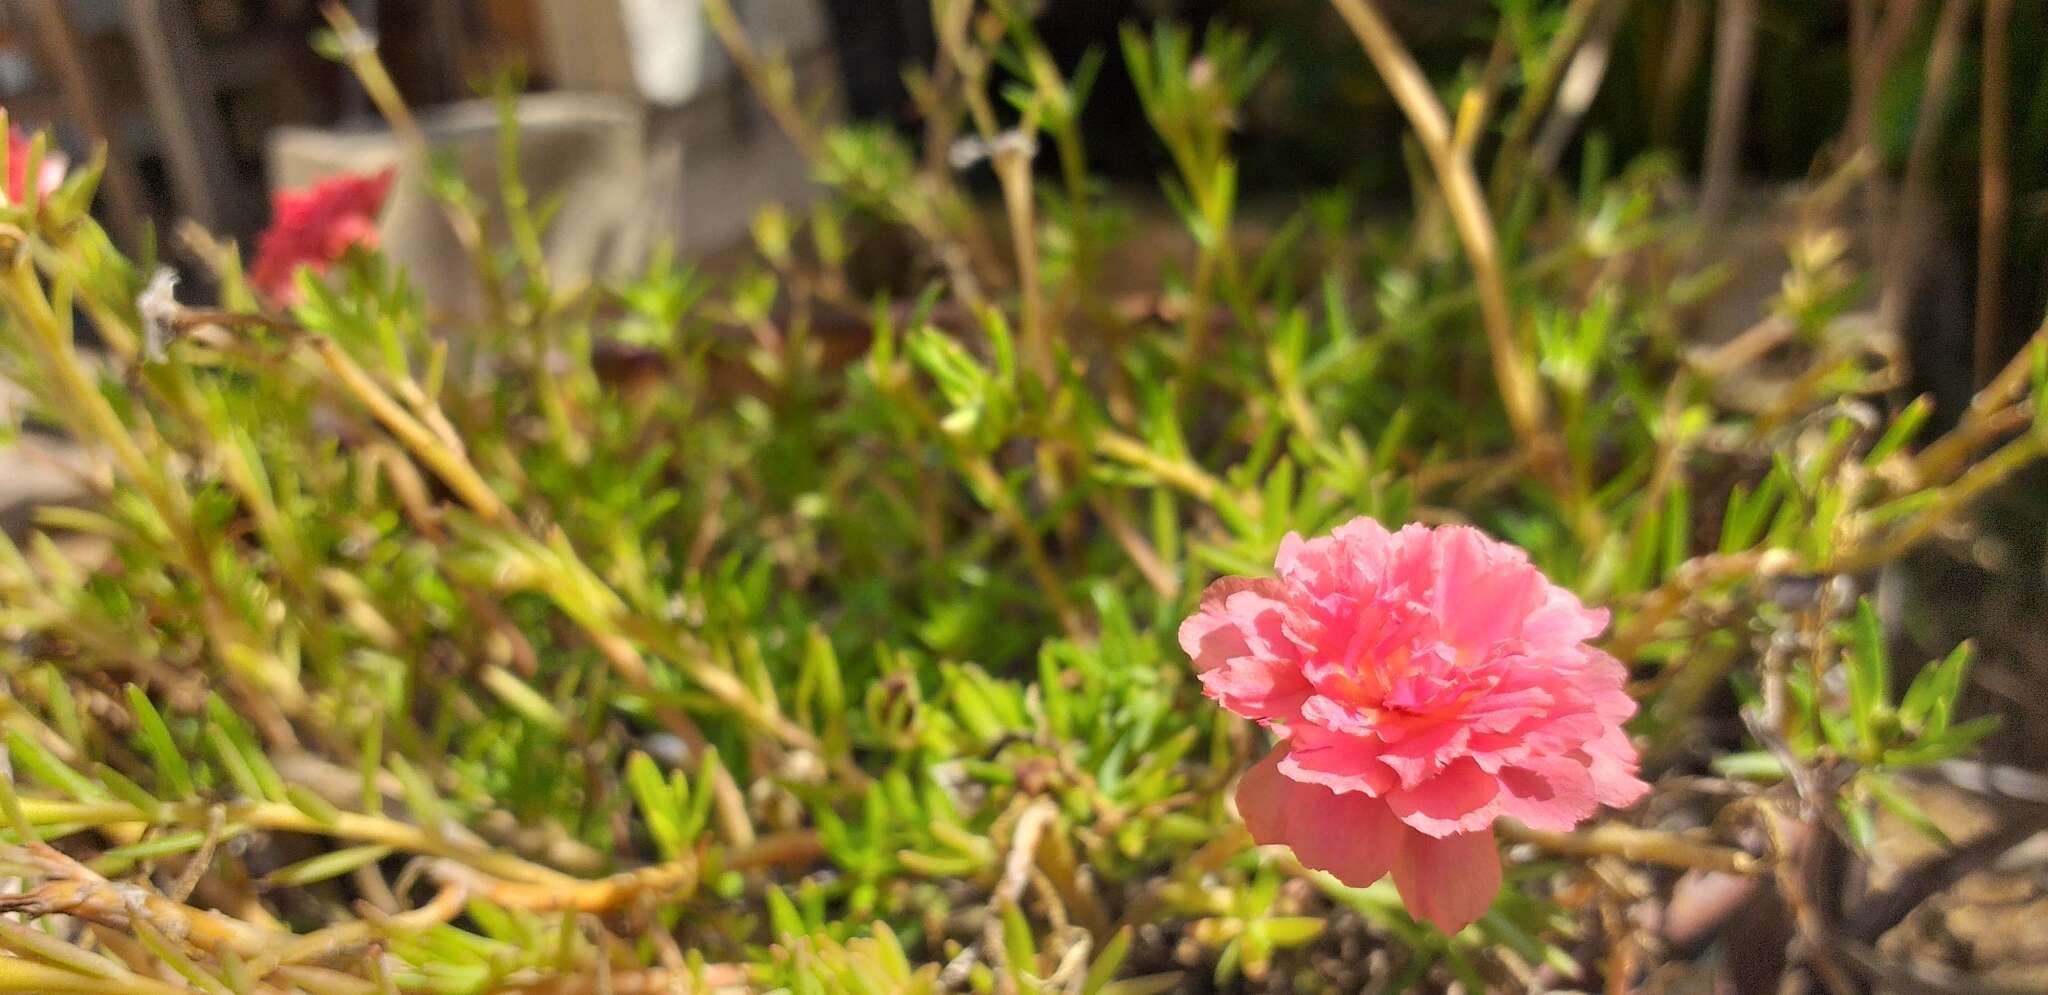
[1846,0,1923,263]
[1836,431,2045,572]
[1967,319,2045,416]
[1878,0,1973,332]
[1530,0,1633,177]
[1086,492,1179,598]
[995,148,1054,386]
[698,0,825,160]
[317,2,507,321]
[1759,805,1860,995]
[1327,0,1559,481]
[1499,820,1763,875]
[1653,0,1707,147]
[1845,809,2048,942]
[1976,0,2013,387]
[1847,0,1924,162]
[0,959,190,995]
[489,967,750,995]
[1699,0,1756,219]
[1920,759,2048,810]
[1911,401,2030,485]
[1608,548,1800,661]
[1093,428,1256,521]
[1490,0,1609,201]
[984,800,1060,995]
[1838,937,2048,995]
[1687,315,1797,378]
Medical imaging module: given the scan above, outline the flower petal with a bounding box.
[1522,587,1609,645]
[1581,725,1651,808]
[1495,757,1597,832]
[1197,655,1312,722]
[1278,726,1399,796]
[1238,746,1402,888]
[1391,827,1501,933]
[1198,575,1287,614]
[1178,612,1250,673]
[1385,756,1499,836]
[1430,526,1542,647]
[1372,720,1471,788]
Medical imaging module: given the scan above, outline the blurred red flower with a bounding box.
[5,121,68,206]
[249,169,395,307]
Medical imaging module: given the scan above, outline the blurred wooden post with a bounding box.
[1699,0,1755,220]
[532,0,637,92]
[27,0,148,246]
[122,0,239,231]
[420,1,470,101]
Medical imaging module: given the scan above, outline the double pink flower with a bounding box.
[1182,520,1648,931]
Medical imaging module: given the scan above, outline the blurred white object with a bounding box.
[620,0,719,107]
[538,0,826,105]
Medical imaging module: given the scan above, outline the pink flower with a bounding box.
[1182,520,1648,932]
[249,169,395,307]
[4,121,67,206]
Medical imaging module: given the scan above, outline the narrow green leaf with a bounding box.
[33,667,83,749]
[134,919,234,995]
[0,744,43,843]
[869,921,914,981]
[4,730,102,802]
[359,711,384,816]
[93,764,163,817]
[1883,715,2000,766]
[1718,481,1756,554]
[1212,935,1242,985]
[285,784,342,828]
[1864,489,1942,527]
[205,726,266,802]
[2033,340,2048,428]
[764,885,806,941]
[205,695,286,802]
[480,666,567,735]
[1099,974,1189,995]
[1260,916,1326,946]
[1900,640,1973,737]
[218,950,254,995]
[388,755,447,829]
[90,827,211,876]
[1000,899,1037,978]
[266,844,395,888]
[1083,927,1134,995]
[1838,795,1877,850]
[464,898,530,947]
[1846,600,1889,755]
[626,752,686,861]
[1865,396,1932,466]
[0,916,130,979]
[680,750,719,843]
[125,685,194,799]
[1662,480,1691,576]
[1865,773,1950,846]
